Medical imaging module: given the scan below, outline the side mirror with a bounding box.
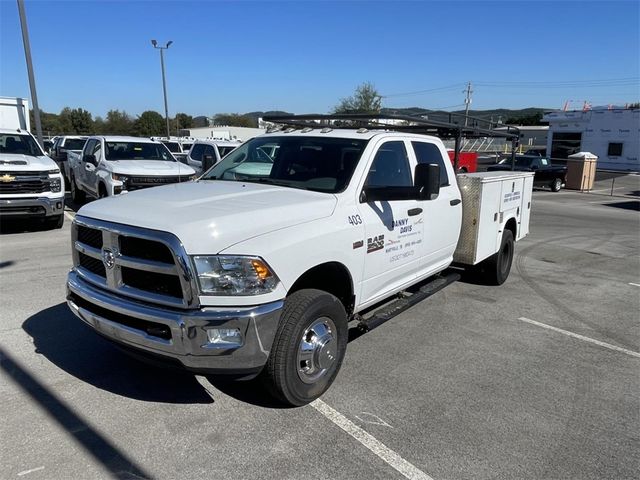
[202,153,215,171]
[414,163,440,200]
[84,154,97,165]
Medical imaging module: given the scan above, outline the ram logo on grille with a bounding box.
[101,248,117,269]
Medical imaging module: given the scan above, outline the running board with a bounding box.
[355,271,460,334]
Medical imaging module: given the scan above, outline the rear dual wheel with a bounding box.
[474,229,514,286]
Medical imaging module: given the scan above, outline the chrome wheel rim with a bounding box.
[297,317,337,384]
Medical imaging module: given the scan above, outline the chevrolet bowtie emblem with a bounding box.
[0,174,16,183]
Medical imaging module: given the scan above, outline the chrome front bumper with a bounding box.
[66,270,283,375]
[0,196,65,217]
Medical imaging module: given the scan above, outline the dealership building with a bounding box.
[543,107,639,171]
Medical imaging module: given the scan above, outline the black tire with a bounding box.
[550,178,562,192]
[262,289,348,406]
[46,214,64,229]
[478,229,514,285]
[98,183,108,198]
[70,174,85,204]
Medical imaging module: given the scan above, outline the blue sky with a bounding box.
[1,0,638,118]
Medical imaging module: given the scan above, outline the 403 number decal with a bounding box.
[347,215,362,226]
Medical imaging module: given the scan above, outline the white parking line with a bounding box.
[17,466,45,476]
[310,399,433,480]
[518,317,640,358]
[63,211,75,221]
[629,283,640,287]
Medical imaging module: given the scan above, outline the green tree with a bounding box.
[213,113,255,128]
[29,110,61,136]
[134,111,165,137]
[333,82,382,114]
[104,109,134,135]
[58,107,94,134]
[505,112,544,126]
[172,112,194,133]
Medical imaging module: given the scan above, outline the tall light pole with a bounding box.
[17,0,44,146]
[151,39,172,139]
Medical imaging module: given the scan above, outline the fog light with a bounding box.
[206,328,242,347]
[56,201,62,209]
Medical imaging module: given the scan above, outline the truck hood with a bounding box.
[106,160,195,176]
[0,154,58,172]
[77,180,337,254]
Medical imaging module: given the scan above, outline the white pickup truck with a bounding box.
[67,136,196,202]
[0,128,65,228]
[66,115,533,406]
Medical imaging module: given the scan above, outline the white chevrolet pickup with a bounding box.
[66,116,533,405]
[67,136,196,202]
[0,128,65,228]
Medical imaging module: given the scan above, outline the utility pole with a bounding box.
[17,0,44,147]
[463,81,473,126]
[151,39,172,139]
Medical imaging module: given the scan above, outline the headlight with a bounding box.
[48,168,60,174]
[112,173,128,183]
[49,177,61,193]
[192,255,279,296]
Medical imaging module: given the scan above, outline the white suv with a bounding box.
[186,139,240,173]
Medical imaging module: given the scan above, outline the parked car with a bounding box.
[524,147,547,157]
[67,136,196,202]
[66,117,534,406]
[186,139,240,173]
[487,155,567,191]
[0,128,65,228]
[50,136,88,183]
[446,149,477,173]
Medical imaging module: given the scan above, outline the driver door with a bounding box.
[356,139,424,306]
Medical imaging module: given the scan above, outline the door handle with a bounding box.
[408,208,422,216]
[450,199,461,206]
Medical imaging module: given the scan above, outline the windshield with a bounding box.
[499,156,534,167]
[0,133,43,157]
[105,142,175,161]
[162,141,181,153]
[202,136,368,193]
[63,138,87,150]
[218,146,237,158]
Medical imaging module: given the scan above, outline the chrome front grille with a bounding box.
[72,216,198,308]
[0,171,50,194]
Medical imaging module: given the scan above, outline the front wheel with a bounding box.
[46,214,64,230]
[262,289,348,406]
[550,178,562,192]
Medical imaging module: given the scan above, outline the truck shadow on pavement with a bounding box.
[22,303,213,405]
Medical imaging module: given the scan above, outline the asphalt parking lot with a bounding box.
[1,189,638,479]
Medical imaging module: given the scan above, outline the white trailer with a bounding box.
[0,97,30,131]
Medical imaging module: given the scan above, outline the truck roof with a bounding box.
[90,135,161,143]
[260,128,443,143]
[0,128,32,135]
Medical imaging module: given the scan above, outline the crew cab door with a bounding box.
[187,143,205,171]
[357,139,424,305]
[410,140,462,272]
[80,139,100,194]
